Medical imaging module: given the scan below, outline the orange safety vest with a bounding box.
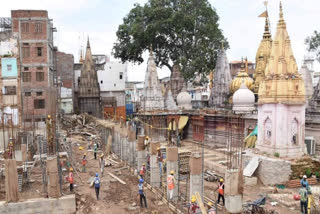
[69,172,74,184]
[167,175,174,190]
[140,166,145,175]
[218,183,224,195]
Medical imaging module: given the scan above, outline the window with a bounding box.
[24,67,29,71]
[37,47,42,57]
[7,64,12,72]
[4,86,16,95]
[100,80,103,84]
[21,23,29,32]
[119,72,123,80]
[22,72,31,82]
[37,66,43,70]
[114,84,116,87]
[36,72,44,81]
[22,47,30,58]
[34,99,45,109]
[25,92,31,96]
[36,92,43,96]
[35,22,42,33]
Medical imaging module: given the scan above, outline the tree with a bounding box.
[112,0,228,81]
[305,31,320,62]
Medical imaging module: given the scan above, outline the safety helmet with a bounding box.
[146,136,149,140]
[208,202,213,207]
[220,178,224,182]
[170,170,174,175]
[139,178,144,183]
[191,197,196,203]
[157,147,160,150]
[100,154,104,158]
[142,163,146,166]
[84,153,86,156]
[70,168,73,171]
[96,173,99,177]
[48,115,51,119]
[303,175,307,179]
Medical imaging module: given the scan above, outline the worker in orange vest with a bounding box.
[167,170,175,201]
[69,168,74,192]
[216,178,224,206]
[140,163,146,179]
[82,153,87,172]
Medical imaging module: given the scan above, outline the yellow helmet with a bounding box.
[70,168,73,171]
[157,147,160,150]
[48,115,51,119]
[146,136,149,140]
[208,202,213,207]
[220,178,224,182]
[170,170,174,175]
[191,197,196,203]
[143,163,146,166]
[100,154,104,158]
[84,153,87,156]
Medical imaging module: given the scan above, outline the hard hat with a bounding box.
[170,170,174,175]
[139,178,144,183]
[157,147,160,150]
[48,115,51,118]
[191,197,196,203]
[84,153,86,156]
[70,168,73,171]
[208,202,213,207]
[220,178,224,182]
[96,173,99,177]
[303,175,307,179]
[59,155,63,158]
[100,154,104,158]
[142,163,146,166]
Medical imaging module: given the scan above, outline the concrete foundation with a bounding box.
[189,156,203,200]
[166,147,178,201]
[150,154,160,187]
[0,195,76,214]
[225,195,243,213]
[137,135,146,173]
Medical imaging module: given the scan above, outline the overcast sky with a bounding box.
[1,0,319,81]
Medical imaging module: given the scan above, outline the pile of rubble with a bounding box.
[61,114,98,138]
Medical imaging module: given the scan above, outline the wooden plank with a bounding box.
[195,192,207,214]
[108,172,126,184]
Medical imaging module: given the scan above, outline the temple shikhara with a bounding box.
[1,1,320,214]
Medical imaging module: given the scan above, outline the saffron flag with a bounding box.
[258,10,268,18]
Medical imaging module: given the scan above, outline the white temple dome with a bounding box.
[232,83,255,114]
[177,91,192,110]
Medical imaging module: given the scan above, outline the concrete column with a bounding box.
[137,135,146,173]
[189,155,203,200]
[128,131,136,165]
[150,142,161,188]
[166,146,178,201]
[225,169,243,214]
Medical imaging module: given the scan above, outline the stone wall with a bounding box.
[243,154,291,185]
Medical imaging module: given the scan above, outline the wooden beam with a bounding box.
[195,192,207,214]
[107,172,126,185]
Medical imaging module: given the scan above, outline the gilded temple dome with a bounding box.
[230,59,254,94]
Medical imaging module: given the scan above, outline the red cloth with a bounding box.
[293,194,301,200]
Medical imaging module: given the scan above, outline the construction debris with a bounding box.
[107,172,126,185]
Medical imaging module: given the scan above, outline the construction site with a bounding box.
[2,1,320,214]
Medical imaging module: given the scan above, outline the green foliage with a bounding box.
[274,152,280,158]
[305,168,312,178]
[314,171,320,178]
[305,31,320,62]
[112,0,228,81]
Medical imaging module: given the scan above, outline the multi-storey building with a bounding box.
[11,10,57,129]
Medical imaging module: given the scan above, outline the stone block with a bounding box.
[166,147,178,161]
[189,156,202,175]
[225,195,243,213]
[137,135,145,151]
[244,176,257,186]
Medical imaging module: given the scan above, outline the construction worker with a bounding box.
[93,143,97,160]
[69,168,74,192]
[144,136,150,151]
[138,178,148,208]
[94,173,101,200]
[299,183,308,214]
[82,153,87,172]
[207,202,216,214]
[99,154,105,177]
[216,178,225,206]
[140,163,146,179]
[157,148,163,179]
[189,196,199,214]
[301,175,310,189]
[8,141,13,159]
[167,170,176,201]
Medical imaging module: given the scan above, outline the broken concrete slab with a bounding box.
[243,156,260,177]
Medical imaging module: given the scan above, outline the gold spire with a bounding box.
[230,58,254,94]
[258,2,305,104]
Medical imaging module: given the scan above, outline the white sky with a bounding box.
[1,0,319,81]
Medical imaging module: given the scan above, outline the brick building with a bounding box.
[11,10,57,128]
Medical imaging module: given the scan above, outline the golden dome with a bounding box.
[230,60,254,93]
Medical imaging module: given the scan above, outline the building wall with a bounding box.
[97,61,127,92]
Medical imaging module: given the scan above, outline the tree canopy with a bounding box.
[112,0,228,81]
[305,31,320,62]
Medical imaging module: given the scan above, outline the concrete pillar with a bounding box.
[128,131,136,165]
[189,155,203,200]
[225,169,243,214]
[150,142,161,188]
[166,146,178,201]
[137,135,146,173]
